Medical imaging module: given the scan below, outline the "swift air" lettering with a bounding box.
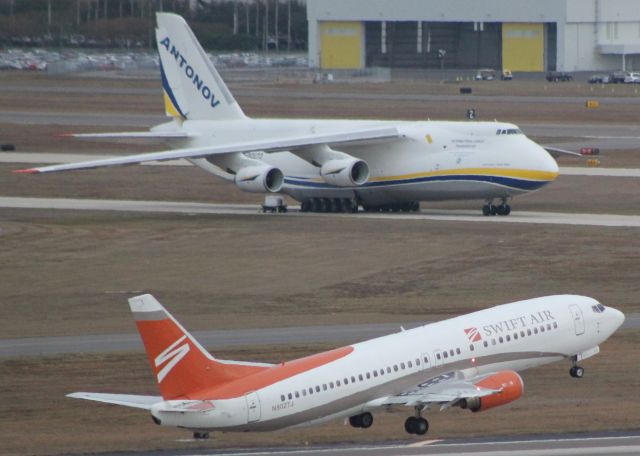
[482,310,555,336]
[155,335,190,383]
[159,36,220,108]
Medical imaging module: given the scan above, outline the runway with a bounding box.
[94,432,640,456]
[2,196,640,228]
[1,314,637,357]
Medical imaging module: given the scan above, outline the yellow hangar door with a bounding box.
[502,23,544,72]
[320,21,364,69]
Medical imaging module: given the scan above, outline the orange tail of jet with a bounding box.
[129,294,270,400]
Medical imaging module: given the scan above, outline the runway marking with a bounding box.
[2,197,640,228]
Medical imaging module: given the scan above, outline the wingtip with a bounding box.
[13,168,39,174]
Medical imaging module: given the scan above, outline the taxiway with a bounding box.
[2,196,640,227]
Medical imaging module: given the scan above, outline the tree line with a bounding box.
[0,0,307,51]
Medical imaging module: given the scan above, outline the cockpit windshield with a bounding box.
[591,303,606,313]
[496,128,523,135]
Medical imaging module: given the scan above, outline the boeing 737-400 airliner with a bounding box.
[17,13,561,216]
[68,294,623,439]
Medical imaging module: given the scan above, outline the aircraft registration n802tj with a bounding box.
[15,13,560,216]
[68,294,624,440]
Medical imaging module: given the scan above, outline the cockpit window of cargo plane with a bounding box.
[496,128,523,135]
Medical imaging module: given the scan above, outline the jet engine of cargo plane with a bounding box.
[320,158,369,187]
[234,165,284,193]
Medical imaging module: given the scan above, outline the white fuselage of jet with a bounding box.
[147,295,622,432]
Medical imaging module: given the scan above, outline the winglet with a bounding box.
[13,168,40,174]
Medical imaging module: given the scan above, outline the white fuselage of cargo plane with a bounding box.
[184,118,559,207]
[19,12,560,215]
[69,295,624,437]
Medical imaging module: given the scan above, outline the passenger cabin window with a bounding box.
[288,393,292,400]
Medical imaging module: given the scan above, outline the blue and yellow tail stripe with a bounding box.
[284,168,559,191]
[160,61,187,119]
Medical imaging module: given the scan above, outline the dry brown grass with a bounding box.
[0,210,639,339]
[1,332,638,456]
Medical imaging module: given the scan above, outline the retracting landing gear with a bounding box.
[482,198,511,216]
[193,431,210,439]
[569,361,585,378]
[404,406,429,435]
[349,412,373,429]
[300,197,358,213]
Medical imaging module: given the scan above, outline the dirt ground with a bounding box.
[0,72,639,455]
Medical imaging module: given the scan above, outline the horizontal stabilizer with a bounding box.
[544,146,583,158]
[67,392,162,410]
[61,131,191,140]
[16,127,400,174]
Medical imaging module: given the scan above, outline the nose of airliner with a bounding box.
[609,307,626,330]
[537,143,560,178]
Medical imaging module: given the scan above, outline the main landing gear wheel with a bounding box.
[349,412,373,429]
[569,365,584,378]
[301,198,359,213]
[193,431,210,439]
[404,416,429,435]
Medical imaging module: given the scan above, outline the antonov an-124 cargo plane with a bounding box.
[68,294,623,439]
[17,13,561,216]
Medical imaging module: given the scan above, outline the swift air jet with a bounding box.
[68,294,623,439]
[17,13,560,216]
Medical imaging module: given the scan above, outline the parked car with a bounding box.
[546,71,573,82]
[609,71,627,83]
[588,74,610,84]
[474,68,496,80]
[623,72,640,83]
[500,69,513,80]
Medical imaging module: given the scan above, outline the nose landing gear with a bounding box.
[569,365,585,378]
[482,199,511,216]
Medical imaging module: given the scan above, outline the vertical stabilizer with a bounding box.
[129,294,268,400]
[155,12,246,121]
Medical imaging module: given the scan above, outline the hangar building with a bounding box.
[307,0,640,72]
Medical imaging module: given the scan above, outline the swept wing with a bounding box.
[16,127,400,174]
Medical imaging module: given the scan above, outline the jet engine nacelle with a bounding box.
[320,158,369,187]
[460,370,524,412]
[234,165,284,193]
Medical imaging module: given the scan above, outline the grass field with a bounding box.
[0,72,639,455]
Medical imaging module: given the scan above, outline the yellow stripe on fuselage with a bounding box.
[367,168,559,183]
